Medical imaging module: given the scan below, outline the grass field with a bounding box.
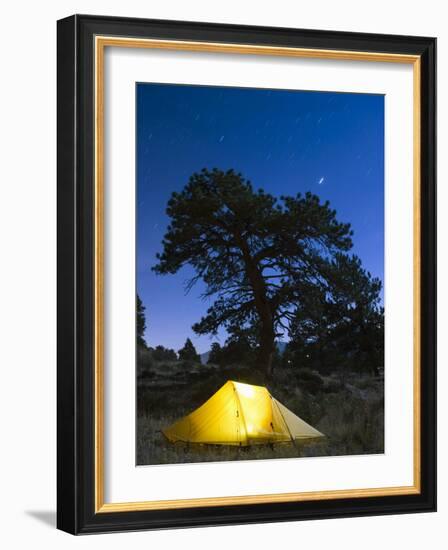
[136,351,384,465]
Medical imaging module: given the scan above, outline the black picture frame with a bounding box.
[57,14,436,535]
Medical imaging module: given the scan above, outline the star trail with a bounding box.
[136,83,384,352]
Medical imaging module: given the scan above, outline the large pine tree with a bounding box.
[153,168,382,377]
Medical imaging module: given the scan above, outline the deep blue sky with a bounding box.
[136,83,384,354]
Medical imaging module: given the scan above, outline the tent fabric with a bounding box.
[162,380,324,446]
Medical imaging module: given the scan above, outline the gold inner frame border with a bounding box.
[94,36,421,513]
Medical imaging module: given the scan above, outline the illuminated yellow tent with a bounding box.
[163,380,324,446]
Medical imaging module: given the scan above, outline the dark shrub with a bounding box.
[323,378,344,393]
[294,368,325,394]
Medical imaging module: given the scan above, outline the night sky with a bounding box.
[136,83,384,354]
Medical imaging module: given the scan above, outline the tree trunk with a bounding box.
[257,323,276,378]
[235,232,277,380]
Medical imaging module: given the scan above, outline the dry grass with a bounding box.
[136,362,384,465]
[136,415,330,465]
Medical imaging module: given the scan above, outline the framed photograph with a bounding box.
[57,14,436,534]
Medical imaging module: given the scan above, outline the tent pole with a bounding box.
[232,383,249,446]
